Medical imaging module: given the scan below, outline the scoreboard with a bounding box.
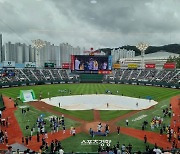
[71,55,112,74]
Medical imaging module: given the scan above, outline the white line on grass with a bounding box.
[161,105,167,108]
[152,110,159,114]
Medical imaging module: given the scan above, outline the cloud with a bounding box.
[0,0,180,49]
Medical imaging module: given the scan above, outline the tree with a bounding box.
[166,55,180,68]
[167,55,174,62]
[175,55,180,68]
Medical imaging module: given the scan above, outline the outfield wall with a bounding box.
[103,78,180,89]
[79,74,104,83]
[0,78,179,89]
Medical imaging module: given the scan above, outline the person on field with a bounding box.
[126,119,129,126]
[89,128,94,137]
[105,124,109,135]
[117,126,120,135]
[5,136,8,146]
[37,132,40,142]
[144,135,147,143]
[63,125,66,134]
[22,137,24,144]
[0,110,2,118]
[72,128,76,136]
[48,92,51,100]
[25,136,28,145]
[160,127,163,135]
[89,128,92,136]
[97,123,102,132]
[70,125,73,135]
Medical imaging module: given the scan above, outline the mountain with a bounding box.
[100,44,180,56]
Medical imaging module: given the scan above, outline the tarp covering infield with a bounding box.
[41,94,158,110]
[20,89,36,102]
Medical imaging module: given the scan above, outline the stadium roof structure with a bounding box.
[127,51,179,60]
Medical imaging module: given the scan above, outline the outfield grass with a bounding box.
[0,84,179,102]
[14,105,80,137]
[116,98,172,133]
[1,84,180,122]
[100,110,132,121]
[60,132,154,152]
[53,107,94,121]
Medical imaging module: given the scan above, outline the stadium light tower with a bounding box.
[136,42,149,69]
[32,39,46,68]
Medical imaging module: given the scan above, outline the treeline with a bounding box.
[166,55,180,68]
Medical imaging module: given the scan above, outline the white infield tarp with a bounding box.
[41,94,158,110]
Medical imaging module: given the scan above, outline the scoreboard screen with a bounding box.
[44,62,55,68]
[71,55,112,74]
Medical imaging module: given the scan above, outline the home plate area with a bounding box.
[41,94,158,110]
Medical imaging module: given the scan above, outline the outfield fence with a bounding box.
[103,79,180,89]
[0,77,179,89]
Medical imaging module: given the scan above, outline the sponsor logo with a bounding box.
[81,140,111,146]
[132,115,147,121]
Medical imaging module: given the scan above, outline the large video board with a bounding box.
[71,55,112,74]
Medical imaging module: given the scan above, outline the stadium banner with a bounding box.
[24,62,36,68]
[113,63,120,69]
[128,63,138,69]
[62,63,70,69]
[98,70,112,74]
[71,55,75,70]
[108,56,112,70]
[44,62,55,68]
[163,63,176,69]
[3,61,15,68]
[145,64,155,69]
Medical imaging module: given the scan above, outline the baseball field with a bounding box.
[0,83,179,152]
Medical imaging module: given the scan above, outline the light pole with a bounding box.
[32,39,46,68]
[136,42,149,69]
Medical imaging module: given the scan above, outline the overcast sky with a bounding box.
[0,0,180,49]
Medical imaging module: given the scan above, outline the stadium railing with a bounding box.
[0,78,80,88]
[103,78,180,89]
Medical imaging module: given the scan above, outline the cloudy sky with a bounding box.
[0,0,180,49]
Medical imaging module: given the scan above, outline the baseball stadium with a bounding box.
[0,48,179,153]
[0,0,180,154]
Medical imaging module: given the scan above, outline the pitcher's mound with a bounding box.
[84,122,107,133]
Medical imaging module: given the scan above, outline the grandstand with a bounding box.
[105,69,180,88]
[0,68,179,89]
[0,68,179,88]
